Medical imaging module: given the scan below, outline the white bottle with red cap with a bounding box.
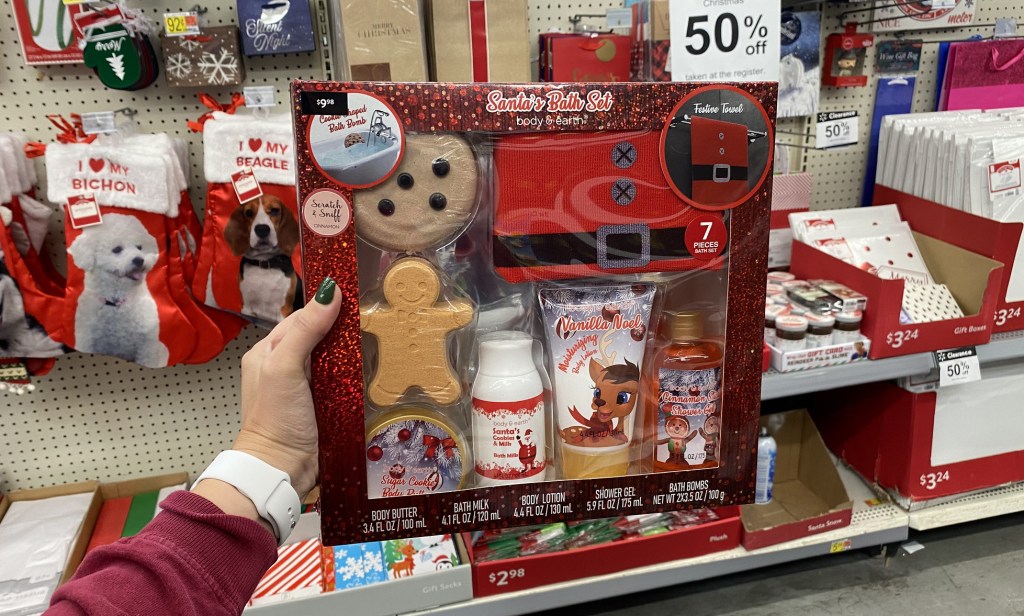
[471,331,547,487]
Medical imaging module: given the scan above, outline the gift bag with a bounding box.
[942,39,1024,111]
[193,111,302,327]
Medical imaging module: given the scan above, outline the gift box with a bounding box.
[790,208,1003,358]
[465,508,741,597]
[426,0,529,82]
[162,26,246,87]
[383,535,460,579]
[237,0,316,55]
[292,80,776,544]
[86,473,188,553]
[815,367,1024,509]
[740,411,852,550]
[335,0,428,81]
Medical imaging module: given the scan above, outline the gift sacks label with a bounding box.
[655,366,721,471]
[472,394,547,482]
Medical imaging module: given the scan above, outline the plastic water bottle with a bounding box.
[755,427,777,504]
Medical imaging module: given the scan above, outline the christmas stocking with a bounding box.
[45,138,201,367]
[194,111,303,327]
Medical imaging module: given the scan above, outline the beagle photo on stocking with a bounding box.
[224,195,302,325]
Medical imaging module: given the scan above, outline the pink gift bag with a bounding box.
[942,39,1024,111]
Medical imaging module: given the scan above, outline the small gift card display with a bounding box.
[162,26,246,87]
[237,0,316,56]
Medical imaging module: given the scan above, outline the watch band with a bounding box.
[194,450,301,546]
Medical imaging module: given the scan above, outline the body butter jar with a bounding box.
[833,310,863,343]
[775,315,808,351]
[805,313,835,348]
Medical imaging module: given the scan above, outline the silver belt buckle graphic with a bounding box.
[713,163,732,183]
[597,224,651,270]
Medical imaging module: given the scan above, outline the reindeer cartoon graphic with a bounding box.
[562,354,640,447]
[389,541,418,578]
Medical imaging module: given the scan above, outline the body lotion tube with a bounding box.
[539,284,656,479]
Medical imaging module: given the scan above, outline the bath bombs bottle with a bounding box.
[648,311,724,473]
[471,332,547,486]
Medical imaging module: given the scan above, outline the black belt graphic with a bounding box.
[692,164,749,183]
[493,225,696,270]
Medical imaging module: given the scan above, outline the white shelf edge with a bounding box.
[977,331,1024,365]
[760,352,935,400]
[907,482,1024,531]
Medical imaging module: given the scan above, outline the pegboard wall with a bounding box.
[2,0,1023,492]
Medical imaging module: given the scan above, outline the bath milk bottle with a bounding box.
[650,311,723,473]
[472,333,547,486]
[755,427,777,504]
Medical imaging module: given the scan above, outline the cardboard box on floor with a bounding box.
[0,481,101,585]
[741,411,852,550]
[790,226,1003,358]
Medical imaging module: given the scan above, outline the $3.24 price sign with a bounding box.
[816,111,859,149]
[668,0,780,83]
[935,346,981,387]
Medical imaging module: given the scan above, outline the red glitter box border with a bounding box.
[291,81,777,545]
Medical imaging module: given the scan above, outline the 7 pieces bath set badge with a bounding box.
[293,81,777,544]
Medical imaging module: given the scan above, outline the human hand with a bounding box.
[232,277,341,498]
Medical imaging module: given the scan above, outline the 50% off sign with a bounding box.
[669,0,781,82]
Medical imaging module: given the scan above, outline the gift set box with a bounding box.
[335,0,428,81]
[292,80,777,544]
[815,366,1024,509]
[426,0,530,82]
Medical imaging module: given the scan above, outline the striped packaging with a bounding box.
[250,538,324,605]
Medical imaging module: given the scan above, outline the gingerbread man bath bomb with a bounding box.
[360,257,474,407]
[354,133,478,253]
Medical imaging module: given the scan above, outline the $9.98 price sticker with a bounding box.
[668,0,780,83]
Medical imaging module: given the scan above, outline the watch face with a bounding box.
[365,412,468,498]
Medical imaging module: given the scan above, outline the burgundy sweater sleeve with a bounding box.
[46,491,277,616]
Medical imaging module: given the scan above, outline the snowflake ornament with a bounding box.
[179,37,201,52]
[166,53,192,79]
[197,49,239,85]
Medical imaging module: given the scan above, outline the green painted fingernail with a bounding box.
[315,277,336,305]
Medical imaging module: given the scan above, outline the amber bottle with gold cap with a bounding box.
[647,311,724,473]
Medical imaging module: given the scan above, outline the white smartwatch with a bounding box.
[194,450,302,546]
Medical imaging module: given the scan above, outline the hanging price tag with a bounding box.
[935,347,982,387]
[244,86,277,108]
[80,111,117,135]
[66,195,103,229]
[816,111,859,149]
[164,11,201,37]
[231,167,263,204]
[668,0,780,82]
[988,159,1022,198]
[606,8,633,29]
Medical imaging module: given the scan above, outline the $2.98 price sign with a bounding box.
[668,0,780,83]
[488,568,526,587]
[935,346,981,387]
[816,111,859,149]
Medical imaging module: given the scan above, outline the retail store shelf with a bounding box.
[760,352,935,400]
[977,331,1024,365]
[251,467,908,616]
[907,482,1024,531]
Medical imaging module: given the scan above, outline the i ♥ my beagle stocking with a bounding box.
[194,111,302,328]
[45,138,201,368]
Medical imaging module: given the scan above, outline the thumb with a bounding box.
[272,277,342,362]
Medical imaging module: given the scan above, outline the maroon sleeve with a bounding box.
[46,491,278,616]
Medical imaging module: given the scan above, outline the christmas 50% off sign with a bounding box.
[668,0,780,82]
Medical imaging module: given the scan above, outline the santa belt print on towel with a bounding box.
[493,224,693,270]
